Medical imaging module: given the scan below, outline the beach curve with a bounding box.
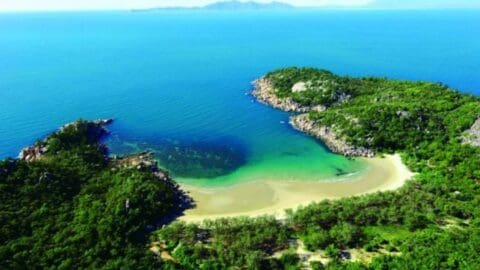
[178,154,414,222]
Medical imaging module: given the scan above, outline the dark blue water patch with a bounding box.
[106,133,249,179]
[1,10,479,160]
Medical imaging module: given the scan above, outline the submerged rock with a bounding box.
[112,151,158,171]
[153,138,248,179]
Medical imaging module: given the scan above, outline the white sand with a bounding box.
[178,154,414,222]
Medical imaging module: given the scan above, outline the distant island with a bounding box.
[132,1,295,12]
[130,0,480,12]
[204,0,294,10]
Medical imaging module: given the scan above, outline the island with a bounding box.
[132,1,294,12]
[203,0,294,10]
[1,68,480,269]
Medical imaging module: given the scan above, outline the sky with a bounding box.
[0,0,479,11]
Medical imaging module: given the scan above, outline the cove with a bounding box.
[1,10,479,188]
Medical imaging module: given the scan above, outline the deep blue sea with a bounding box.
[1,10,479,185]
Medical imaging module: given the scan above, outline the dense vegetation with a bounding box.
[1,68,480,269]
[0,121,181,269]
[153,68,480,269]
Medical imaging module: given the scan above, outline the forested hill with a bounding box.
[255,67,480,157]
[2,67,480,269]
[153,69,480,269]
[0,120,191,268]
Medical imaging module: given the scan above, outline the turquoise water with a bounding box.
[1,10,479,186]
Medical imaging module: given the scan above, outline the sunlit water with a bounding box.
[1,10,479,187]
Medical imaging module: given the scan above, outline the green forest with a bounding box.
[0,121,185,268]
[2,68,480,269]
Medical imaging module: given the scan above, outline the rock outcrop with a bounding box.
[290,114,374,158]
[252,78,318,113]
[112,151,158,171]
[462,117,480,147]
[252,77,374,158]
[18,118,114,162]
[292,81,309,93]
[111,151,194,211]
[59,118,113,131]
[18,145,48,162]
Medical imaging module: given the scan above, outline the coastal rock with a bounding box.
[18,145,48,162]
[112,151,158,172]
[290,114,375,158]
[251,77,373,158]
[111,151,194,210]
[462,117,480,147]
[60,118,113,132]
[18,118,114,162]
[94,118,114,125]
[252,78,315,113]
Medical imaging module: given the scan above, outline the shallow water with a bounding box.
[1,10,479,186]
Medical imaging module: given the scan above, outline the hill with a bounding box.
[2,68,480,269]
[133,1,295,12]
[204,1,294,10]
[0,119,192,268]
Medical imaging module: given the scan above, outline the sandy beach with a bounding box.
[178,154,414,222]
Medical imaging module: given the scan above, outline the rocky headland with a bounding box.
[290,114,374,158]
[252,77,374,158]
[18,118,194,216]
[111,151,194,213]
[252,78,324,113]
[18,118,114,162]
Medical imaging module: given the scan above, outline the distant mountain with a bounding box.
[204,1,294,10]
[132,1,295,12]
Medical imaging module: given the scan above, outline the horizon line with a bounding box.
[0,6,479,13]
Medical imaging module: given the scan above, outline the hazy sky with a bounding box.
[1,0,479,11]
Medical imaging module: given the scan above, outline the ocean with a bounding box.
[1,9,479,186]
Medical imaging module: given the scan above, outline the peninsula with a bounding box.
[180,67,480,221]
[253,68,480,158]
[1,68,480,268]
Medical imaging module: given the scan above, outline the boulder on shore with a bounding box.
[18,118,114,162]
[251,77,374,158]
[290,114,374,158]
[251,78,316,113]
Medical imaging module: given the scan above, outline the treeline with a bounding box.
[154,179,478,269]
[156,217,294,269]
[0,121,180,269]
[154,68,480,269]
[2,67,480,269]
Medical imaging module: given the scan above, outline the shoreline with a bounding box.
[252,78,375,157]
[178,154,414,222]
